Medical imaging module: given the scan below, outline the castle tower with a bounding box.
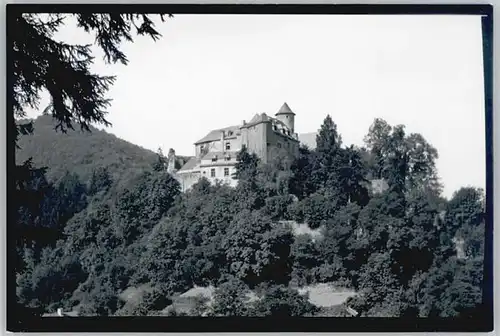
[275,102,295,133]
[167,148,176,173]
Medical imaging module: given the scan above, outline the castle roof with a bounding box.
[275,102,295,116]
[194,125,240,145]
[241,113,272,128]
[177,156,200,172]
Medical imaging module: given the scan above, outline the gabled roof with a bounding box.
[194,126,240,145]
[242,113,271,128]
[248,114,261,124]
[177,156,200,172]
[248,113,269,123]
[276,102,295,116]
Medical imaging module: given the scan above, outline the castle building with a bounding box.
[172,102,300,192]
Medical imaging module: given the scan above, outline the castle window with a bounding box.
[212,155,218,162]
[224,168,229,177]
[225,156,231,161]
[273,125,278,131]
[287,130,291,136]
[228,131,233,136]
[225,142,231,150]
[282,129,286,134]
[211,169,216,177]
[277,143,282,148]
[267,142,270,147]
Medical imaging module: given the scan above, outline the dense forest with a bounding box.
[14,113,485,318]
[15,115,190,187]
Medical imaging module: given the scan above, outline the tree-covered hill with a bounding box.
[10,13,488,327]
[16,115,190,185]
[14,113,486,319]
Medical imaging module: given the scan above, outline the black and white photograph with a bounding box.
[6,4,493,332]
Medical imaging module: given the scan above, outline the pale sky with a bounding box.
[26,14,486,199]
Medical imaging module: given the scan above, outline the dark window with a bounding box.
[225,142,231,150]
[282,129,286,134]
[225,156,231,161]
[211,169,216,177]
[267,142,270,147]
[228,131,233,136]
[224,168,229,176]
[273,125,277,131]
[212,155,218,162]
[277,143,282,148]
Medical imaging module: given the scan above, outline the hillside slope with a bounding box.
[16,115,189,185]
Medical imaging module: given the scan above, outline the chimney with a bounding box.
[242,120,246,126]
[57,308,63,317]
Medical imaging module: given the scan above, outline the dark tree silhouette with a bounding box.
[11,12,171,139]
[312,115,344,193]
[9,11,171,324]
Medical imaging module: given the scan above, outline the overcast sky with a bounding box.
[26,14,486,198]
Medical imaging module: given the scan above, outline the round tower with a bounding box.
[275,102,295,133]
